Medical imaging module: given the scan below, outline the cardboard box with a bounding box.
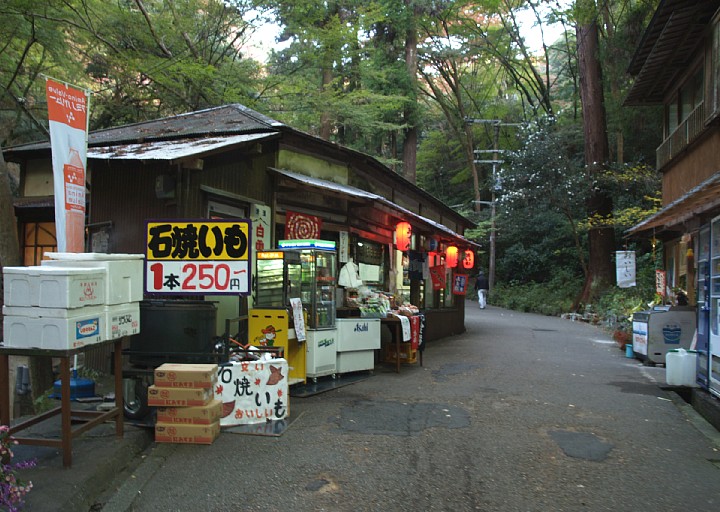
[42,253,144,305]
[155,399,222,425]
[105,303,140,340]
[154,421,220,445]
[3,266,105,308]
[147,385,213,407]
[2,305,105,350]
[154,363,218,389]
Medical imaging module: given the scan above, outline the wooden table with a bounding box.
[381,316,423,373]
[0,338,124,468]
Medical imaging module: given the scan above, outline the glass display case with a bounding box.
[255,250,302,308]
[279,239,337,330]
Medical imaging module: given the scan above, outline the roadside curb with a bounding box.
[17,422,154,512]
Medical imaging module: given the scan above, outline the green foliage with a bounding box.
[492,246,659,326]
[491,268,583,316]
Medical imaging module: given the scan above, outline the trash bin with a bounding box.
[625,344,634,358]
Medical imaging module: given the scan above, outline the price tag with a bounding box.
[146,260,249,294]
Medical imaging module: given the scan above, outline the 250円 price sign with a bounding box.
[145,220,252,295]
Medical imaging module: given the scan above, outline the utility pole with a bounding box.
[466,118,521,290]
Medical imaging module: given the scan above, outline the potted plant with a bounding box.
[1,425,36,511]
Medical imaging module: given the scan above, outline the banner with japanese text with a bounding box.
[452,273,468,295]
[615,251,636,288]
[429,264,446,291]
[145,220,252,295]
[46,79,88,252]
[215,360,289,426]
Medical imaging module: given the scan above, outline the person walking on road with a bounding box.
[475,270,489,309]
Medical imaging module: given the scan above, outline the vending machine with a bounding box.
[278,239,338,380]
[697,225,711,389]
[708,216,720,397]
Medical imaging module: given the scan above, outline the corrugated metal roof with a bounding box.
[628,171,720,234]
[270,168,479,247]
[88,133,277,161]
[90,104,284,146]
[4,104,284,153]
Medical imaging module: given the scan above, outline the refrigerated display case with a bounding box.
[250,250,306,385]
[278,239,337,330]
[278,239,338,379]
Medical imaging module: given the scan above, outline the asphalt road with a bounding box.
[99,303,720,511]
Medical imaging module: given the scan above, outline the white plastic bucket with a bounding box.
[665,348,698,387]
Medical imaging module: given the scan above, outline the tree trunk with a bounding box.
[319,66,333,140]
[0,148,22,333]
[576,9,615,307]
[402,0,418,183]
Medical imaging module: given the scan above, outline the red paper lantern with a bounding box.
[395,221,412,251]
[462,249,475,269]
[446,245,458,268]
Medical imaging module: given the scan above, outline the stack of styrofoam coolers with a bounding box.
[2,253,143,350]
[148,363,221,445]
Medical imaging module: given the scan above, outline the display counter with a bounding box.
[381,316,423,373]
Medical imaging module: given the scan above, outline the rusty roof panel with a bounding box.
[88,133,277,161]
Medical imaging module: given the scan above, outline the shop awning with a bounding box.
[87,133,278,163]
[269,168,479,248]
[627,171,720,235]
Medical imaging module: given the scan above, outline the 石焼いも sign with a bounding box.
[145,220,252,295]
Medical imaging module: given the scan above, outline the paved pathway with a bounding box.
[99,304,720,511]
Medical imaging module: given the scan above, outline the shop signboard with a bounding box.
[215,360,289,426]
[429,264,446,291]
[616,251,636,288]
[145,219,252,295]
[655,269,667,297]
[452,273,468,295]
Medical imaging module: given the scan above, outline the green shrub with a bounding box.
[491,269,583,316]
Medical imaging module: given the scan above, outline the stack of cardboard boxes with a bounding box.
[148,363,221,444]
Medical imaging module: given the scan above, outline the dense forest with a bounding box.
[0,0,664,319]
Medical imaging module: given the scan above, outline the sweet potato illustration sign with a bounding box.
[214,360,289,426]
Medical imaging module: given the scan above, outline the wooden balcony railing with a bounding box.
[657,101,705,169]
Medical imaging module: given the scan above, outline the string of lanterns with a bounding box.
[395,222,475,270]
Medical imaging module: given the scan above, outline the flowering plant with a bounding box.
[1,425,36,511]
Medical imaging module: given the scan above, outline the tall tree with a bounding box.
[575,0,614,304]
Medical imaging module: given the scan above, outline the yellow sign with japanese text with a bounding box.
[145,220,252,295]
[146,221,251,261]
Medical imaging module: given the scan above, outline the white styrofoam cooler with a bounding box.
[3,266,106,308]
[2,305,104,350]
[105,302,140,340]
[42,252,144,305]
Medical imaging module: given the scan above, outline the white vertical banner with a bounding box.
[46,79,89,253]
[616,251,636,288]
[251,204,271,251]
[338,231,349,263]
